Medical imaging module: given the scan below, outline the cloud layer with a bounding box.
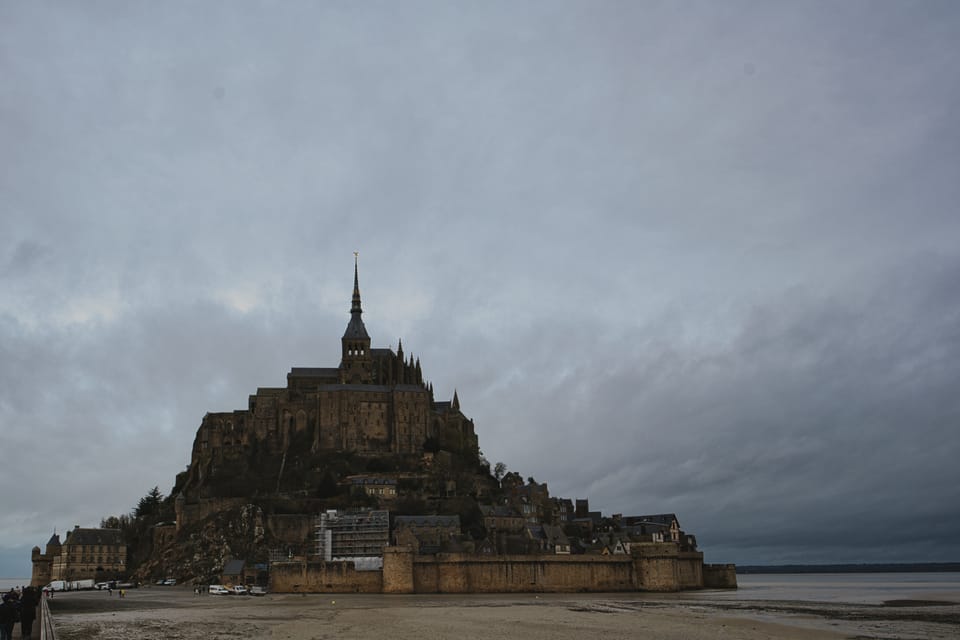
[2,1,959,575]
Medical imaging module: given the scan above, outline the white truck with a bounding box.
[69,579,96,590]
[45,580,66,592]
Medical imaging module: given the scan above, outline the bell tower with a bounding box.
[340,253,372,383]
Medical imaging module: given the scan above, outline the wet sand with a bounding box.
[47,587,960,640]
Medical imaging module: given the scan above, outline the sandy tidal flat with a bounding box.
[48,588,960,640]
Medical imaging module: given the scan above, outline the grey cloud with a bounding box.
[3,1,959,575]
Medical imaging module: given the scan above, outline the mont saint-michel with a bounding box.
[31,261,735,593]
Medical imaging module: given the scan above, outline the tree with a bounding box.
[100,514,131,530]
[493,462,507,483]
[135,486,164,519]
[316,471,340,499]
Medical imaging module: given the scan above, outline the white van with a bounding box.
[208,585,230,595]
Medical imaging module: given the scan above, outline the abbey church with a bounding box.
[173,260,478,526]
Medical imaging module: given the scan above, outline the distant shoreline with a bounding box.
[737,562,960,574]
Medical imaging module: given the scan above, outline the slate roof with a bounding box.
[342,314,369,339]
[542,524,570,545]
[288,368,340,377]
[394,515,460,529]
[63,528,124,546]
[623,522,669,536]
[624,514,678,528]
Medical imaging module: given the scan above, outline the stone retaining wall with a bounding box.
[272,545,736,594]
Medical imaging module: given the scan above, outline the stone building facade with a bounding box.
[31,527,127,585]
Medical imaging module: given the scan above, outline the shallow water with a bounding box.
[0,578,30,592]
[9,572,960,606]
[691,572,960,605]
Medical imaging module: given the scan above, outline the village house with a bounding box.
[393,515,461,554]
[345,476,398,500]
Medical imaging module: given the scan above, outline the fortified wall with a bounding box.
[270,559,383,593]
[270,543,736,594]
[703,563,739,588]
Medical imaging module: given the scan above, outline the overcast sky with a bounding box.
[2,1,959,577]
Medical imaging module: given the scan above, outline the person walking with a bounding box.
[18,587,37,640]
[0,593,18,640]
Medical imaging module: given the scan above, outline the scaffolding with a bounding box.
[315,509,389,564]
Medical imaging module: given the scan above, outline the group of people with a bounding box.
[0,586,38,640]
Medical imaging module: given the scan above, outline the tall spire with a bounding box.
[351,251,362,316]
[341,253,372,383]
[342,252,370,341]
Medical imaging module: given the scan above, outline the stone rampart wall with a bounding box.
[410,553,636,593]
[703,563,738,589]
[277,546,737,594]
[269,560,382,593]
[634,542,680,591]
[382,546,414,593]
[677,551,704,589]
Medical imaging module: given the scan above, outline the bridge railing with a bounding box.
[39,595,57,640]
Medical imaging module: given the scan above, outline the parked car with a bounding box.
[231,585,248,595]
[208,585,230,595]
[249,586,267,596]
[163,578,177,586]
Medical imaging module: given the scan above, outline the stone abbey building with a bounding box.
[31,259,737,593]
[174,260,478,529]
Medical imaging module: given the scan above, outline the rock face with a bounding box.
[137,504,266,582]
